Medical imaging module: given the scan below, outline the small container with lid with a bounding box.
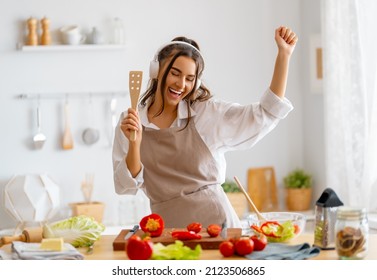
[335,207,368,259]
[314,188,343,249]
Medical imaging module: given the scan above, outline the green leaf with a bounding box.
[151,241,202,260]
[221,180,240,193]
[284,169,312,189]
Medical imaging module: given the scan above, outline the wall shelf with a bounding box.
[17,91,128,100]
[17,44,126,52]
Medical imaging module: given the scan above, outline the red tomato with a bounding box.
[250,234,267,251]
[219,241,235,257]
[207,224,221,237]
[187,222,202,233]
[235,238,254,256]
[126,235,153,260]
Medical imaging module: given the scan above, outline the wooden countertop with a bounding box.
[2,233,376,260]
[79,233,377,260]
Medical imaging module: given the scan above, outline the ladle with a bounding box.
[33,102,46,149]
[233,176,266,222]
[82,95,100,145]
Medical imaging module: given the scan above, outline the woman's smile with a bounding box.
[168,87,183,99]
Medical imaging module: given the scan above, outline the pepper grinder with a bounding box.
[40,17,51,45]
[26,17,38,46]
[313,188,343,249]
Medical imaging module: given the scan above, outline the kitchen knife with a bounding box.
[221,222,227,239]
[124,225,139,240]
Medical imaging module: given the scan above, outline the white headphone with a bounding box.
[149,41,203,90]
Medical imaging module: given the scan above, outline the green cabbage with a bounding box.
[151,241,202,260]
[43,215,105,248]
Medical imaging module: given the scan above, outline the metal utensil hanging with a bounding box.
[33,96,46,149]
[82,94,100,145]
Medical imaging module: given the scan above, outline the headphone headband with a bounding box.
[152,41,202,61]
[149,40,204,86]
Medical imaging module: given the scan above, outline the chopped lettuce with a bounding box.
[151,241,202,260]
[43,215,105,248]
[266,221,295,242]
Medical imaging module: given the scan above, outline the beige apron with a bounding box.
[140,120,241,228]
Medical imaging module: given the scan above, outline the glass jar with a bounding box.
[335,207,368,259]
[111,17,125,45]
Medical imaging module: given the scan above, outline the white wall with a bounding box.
[299,0,325,203]
[0,0,322,229]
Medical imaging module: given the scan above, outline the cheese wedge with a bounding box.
[40,238,64,251]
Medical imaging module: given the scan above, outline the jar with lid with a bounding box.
[335,207,368,259]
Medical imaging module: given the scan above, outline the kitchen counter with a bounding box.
[80,233,377,260]
[1,233,376,260]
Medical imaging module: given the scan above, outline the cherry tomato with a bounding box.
[187,222,202,233]
[219,241,235,257]
[207,224,221,237]
[235,238,254,256]
[126,235,153,260]
[250,234,267,251]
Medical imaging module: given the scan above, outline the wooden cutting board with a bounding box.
[113,228,242,251]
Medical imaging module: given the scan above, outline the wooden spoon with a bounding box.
[62,100,74,150]
[233,176,266,222]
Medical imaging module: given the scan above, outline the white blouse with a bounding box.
[112,88,293,195]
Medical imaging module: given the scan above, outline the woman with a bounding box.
[113,26,297,228]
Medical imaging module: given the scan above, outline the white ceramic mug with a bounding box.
[60,25,86,45]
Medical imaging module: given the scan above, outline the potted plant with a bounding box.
[284,169,313,211]
[221,180,246,218]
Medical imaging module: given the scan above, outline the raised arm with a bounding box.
[269,26,298,99]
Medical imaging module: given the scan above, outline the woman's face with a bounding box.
[158,56,197,108]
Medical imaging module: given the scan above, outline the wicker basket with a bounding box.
[70,201,105,222]
[226,193,247,218]
[285,188,312,211]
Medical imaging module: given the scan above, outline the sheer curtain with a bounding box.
[322,0,377,211]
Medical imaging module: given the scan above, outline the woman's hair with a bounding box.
[140,36,212,129]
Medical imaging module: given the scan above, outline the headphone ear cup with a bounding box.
[195,79,201,91]
[149,60,159,79]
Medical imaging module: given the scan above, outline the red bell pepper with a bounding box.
[139,213,164,237]
[260,221,283,238]
[251,224,263,234]
[171,231,202,240]
[251,221,284,238]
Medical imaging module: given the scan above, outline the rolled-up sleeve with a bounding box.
[194,88,293,152]
[112,117,144,195]
[260,88,293,119]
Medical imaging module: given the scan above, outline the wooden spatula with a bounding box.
[129,71,143,141]
[62,100,74,150]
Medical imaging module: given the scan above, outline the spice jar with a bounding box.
[335,207,368,259]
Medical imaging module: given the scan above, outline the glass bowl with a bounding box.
[247,212,306,242]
